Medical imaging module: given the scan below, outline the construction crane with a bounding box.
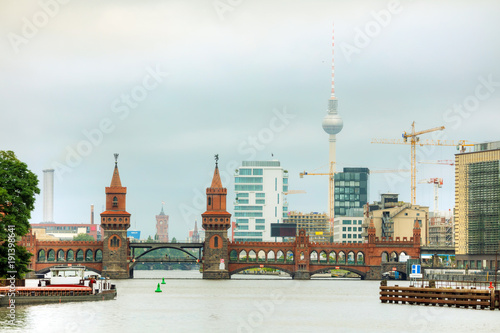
[300,162,335,235]
[370,169,410,174]
[418,178,443,213]
[419,160,454,166]
[372,121,472,205]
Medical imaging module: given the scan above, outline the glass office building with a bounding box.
[334,167,369,217]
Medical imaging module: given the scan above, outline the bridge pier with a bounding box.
[294,271,311,280]
[203,270,230,279]
[365,266,382,280]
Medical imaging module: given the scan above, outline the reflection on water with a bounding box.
[1,270,499,333]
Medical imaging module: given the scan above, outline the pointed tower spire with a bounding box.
[211,154,223,188]
[110,153,122,187]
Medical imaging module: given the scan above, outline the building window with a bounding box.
[256,225,265,230]
[256,193,265,198]
[208,197,211,206]
[112,196,118,207]
[256,199,265,204]
[235,185,263,191]
[110,236,120,247]
[214,236,219,248]
[253,169,263,175]
[239,169,252,175]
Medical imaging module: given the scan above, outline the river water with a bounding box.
[1,270,499,333]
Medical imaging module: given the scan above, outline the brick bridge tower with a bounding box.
[202,155,231,279]
[100,154,131,279]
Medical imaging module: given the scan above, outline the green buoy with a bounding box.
[155,283,162,293]
[161,278,166,284]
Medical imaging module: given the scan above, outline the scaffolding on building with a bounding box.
[467,161,500,254]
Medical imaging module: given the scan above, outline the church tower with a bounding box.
[100,154,131,279]
[156,204,169,242]
[202,155,231,279]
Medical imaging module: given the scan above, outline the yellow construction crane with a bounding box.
[419,160,454,166]
[372,121,471,205]
[300,162,335,236]
[370,169,410,174]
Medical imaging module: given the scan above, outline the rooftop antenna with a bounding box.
[114,153,119,166]
[331,23,335,98]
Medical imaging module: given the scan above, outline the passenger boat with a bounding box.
[0,266,116,306]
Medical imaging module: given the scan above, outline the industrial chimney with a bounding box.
[43,169,54,222]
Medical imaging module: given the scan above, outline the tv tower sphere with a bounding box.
[322,99,343,135]
[322,112,343,135]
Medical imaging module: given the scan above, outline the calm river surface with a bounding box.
[1,270,499,333]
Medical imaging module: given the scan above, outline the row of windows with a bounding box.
[238,225,249,230]
[234,206,263,211]
[336,172,368,181]
[235,177,263,184]
[335,201,362,208]
[342,227,363,232]
[256,193,265,198]
[256,199,265,204]
[256,219,265,224]
[234,231,263,237]
[236,219,248,224]
[235,212,263,217]
[342,220,363,225]
[342,234,361,239]
[234,238,263,242]
[255,225,265,230]
[238,193,249,198]
[235,185,263,191]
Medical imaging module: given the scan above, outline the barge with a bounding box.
[0,266,116,306]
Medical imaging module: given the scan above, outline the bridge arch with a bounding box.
[57,249,65,261]
[310,267,366,280]
[76,249,84,261]
[338,251,345,264]
[257,250,266,263]
[356,251,365,265]
[47,249,55,262]
[248,250,256,262]
[286,251,294,263]
[267,250,275,262]
[328,251,336,264]
[133,245,198,262]
[239,250,247,261]
[310,251,318,263]
[390,251,398,262]
[230,250,238,261]
[37,249,46,262]
[229,264,294,277]
[85,249,93,261]
[276,250,284,263]
[95,249,103,262]
[319,251,327,263]
[347,251,355,265]
[381,251,389,263]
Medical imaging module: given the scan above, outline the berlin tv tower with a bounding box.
[321,24,343,223]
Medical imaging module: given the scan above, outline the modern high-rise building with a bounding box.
[234,161,288,242]
[334,167,370,217]
[156,205,169,242]
[455,141,500,270]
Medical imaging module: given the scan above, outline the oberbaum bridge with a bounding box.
[20,156,424,280]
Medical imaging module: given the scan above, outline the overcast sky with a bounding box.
[2,0,499,240]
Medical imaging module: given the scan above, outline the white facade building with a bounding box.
[333,216,364,244]
[234,161,288,242]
